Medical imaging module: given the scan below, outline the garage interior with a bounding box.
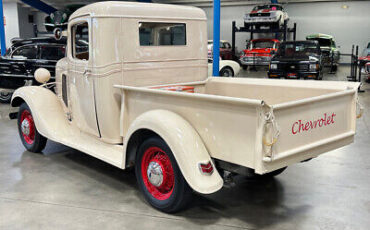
[0,0,369,229]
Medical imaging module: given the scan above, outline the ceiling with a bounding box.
[5,0,365,10]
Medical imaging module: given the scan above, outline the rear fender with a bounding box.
[124,110,223,194]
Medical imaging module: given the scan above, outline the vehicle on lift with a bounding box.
[306,33,340,71]
[365,63,370,82]
[11,2,362,213]
[0,37,66,103]
[240,38,280,68]
[207,40,233,60]
[268,40,323,80]
[208,58,240,77]
[244,4,289,29]
[359,42,370,67]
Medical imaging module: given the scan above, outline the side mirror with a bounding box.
[34,68,51,84]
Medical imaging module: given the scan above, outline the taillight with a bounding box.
[199,162,214,175]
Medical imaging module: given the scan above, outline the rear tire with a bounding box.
[135,137,192,213]
[17,103,47,153]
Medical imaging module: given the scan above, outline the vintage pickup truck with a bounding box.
[11,2,362,213]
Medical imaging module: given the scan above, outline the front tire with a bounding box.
[135,137,192,213]
[17,103,47,153]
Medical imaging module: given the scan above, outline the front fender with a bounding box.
[124,110,223,194]
[11,86,65,141]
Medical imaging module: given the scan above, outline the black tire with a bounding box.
[17,103,47,153]
[135,137,192,213]
[0,91,12,103]
[220,67,234,77]
[263,167,287,177]
[246,167,287,179]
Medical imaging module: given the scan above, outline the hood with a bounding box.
[251,9,272,13]
[243,48,276,55]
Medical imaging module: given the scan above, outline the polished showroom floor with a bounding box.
[0,66,369,229]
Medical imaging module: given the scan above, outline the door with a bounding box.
[68,18,100,138]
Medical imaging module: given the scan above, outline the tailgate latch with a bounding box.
[262,109,280,162]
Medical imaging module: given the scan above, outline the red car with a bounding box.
[240,38,280,68]
[365,63,370,82]
[208,40,233,60]
[359,42,370,68]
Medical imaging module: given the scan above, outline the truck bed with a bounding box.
[115,78,360,174]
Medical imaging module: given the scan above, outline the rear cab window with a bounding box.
[139,22,186,46]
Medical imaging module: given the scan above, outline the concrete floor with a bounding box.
[0,66,369,230]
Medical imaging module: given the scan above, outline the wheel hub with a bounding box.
[21,119,30,136]
[147,161,163,187]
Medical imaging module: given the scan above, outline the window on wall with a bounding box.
[139,22,186,46]
[72,22,89,60]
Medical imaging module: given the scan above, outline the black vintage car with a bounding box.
[0,37,66,103]
[268,40,323,80]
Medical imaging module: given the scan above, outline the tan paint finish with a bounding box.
[11,2,361,194]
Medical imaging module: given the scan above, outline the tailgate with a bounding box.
[257,88,360,173]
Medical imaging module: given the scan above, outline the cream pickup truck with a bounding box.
[11,2,362,213]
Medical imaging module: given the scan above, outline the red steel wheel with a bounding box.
[20,110,35,145]
[17,103,47,153]
[141,147,175,200]
[136,137,192,213]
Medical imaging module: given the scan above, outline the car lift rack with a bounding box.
[231,20,297,60]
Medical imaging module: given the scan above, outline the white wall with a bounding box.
[202,0,370,63]
[34,11,48,33]
[3,2,19,48]
[17,5,37,39]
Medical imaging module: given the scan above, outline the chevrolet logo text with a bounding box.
[292,113,336,135]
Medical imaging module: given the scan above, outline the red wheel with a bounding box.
[141,147,175,200]
[17,103,47,153]
[136,137,192,213]
[20,110,35,145]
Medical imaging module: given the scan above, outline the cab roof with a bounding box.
[70,1,206,21]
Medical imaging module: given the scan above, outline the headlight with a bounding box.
[270,64,277,69]
[309,64,318,71]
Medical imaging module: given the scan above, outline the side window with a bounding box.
[72,22,89,60]
[225,42,231,49]
[40,45,66,60]
[12,45,37,59]
[139,22,186,46]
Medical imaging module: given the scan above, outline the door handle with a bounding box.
[83,69,91,77]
